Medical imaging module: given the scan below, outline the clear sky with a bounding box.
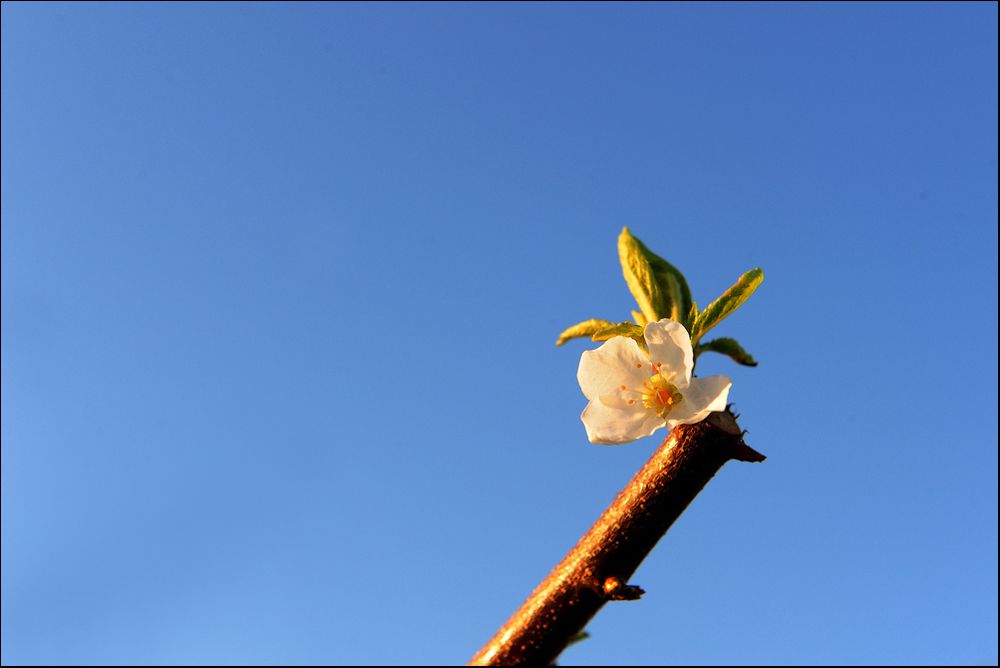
[2,3,997,665]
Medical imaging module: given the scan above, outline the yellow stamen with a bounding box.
[641,372,683,419]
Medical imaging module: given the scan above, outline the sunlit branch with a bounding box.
[468,408,764,666]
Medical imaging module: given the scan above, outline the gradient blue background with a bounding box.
[2,3,997,665]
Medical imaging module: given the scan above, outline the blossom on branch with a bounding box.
[577,319,731,445]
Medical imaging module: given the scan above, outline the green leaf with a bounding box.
[696,337,758,366]
[663,271,683,322]
[592,321,646,346]
[566,631,591,648]
[622,227,694,329]
[555,318,616,346]
[631,309,648,327]
[692,268,764,343]
[687,300,700,331]
[618,228,668,323]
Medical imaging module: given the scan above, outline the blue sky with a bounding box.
[2,3,996,665]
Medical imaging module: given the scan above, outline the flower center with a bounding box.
[641,372,683,419]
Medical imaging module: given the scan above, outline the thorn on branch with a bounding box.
[602,576,645,601]
[733,440,766,463]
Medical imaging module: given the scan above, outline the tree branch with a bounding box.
[468,408,764,666]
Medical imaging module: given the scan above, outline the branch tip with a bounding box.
[733,441,766,463]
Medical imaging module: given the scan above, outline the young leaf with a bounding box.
[663,271,682,322]
[623,227,694,327]
[686,300,700,333]
[696,337,758,366]
[556,318,616,346]
[691,268,764,343]
[592,321,645,346]
[618,228,668,323]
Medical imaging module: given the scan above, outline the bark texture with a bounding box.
[468,409,764,666]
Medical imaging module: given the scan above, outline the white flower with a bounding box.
[577,319,732,445]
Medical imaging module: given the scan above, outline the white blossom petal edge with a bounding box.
[577,319,732,445]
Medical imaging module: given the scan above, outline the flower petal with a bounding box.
[666,375,732,429]
[577,336,649,401]
[581,397,666,445]
[643,319,694,388]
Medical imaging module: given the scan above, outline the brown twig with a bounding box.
[468,408,764,666]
